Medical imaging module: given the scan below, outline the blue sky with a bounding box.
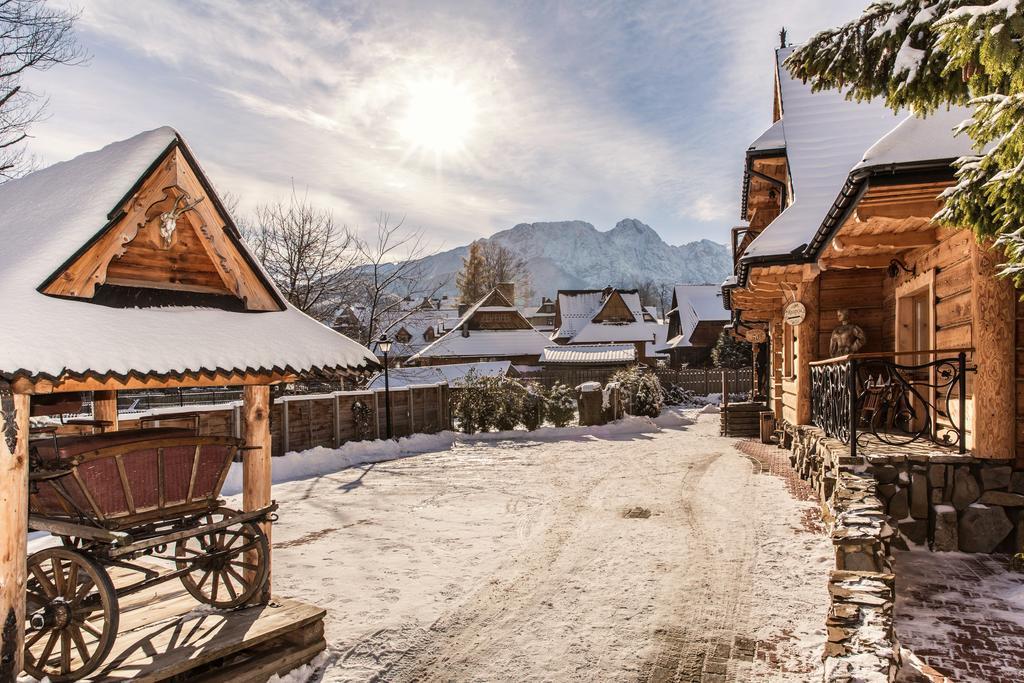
[27,0,866,249]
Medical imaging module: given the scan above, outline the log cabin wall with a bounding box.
[816,269,889,358]
[884,229,976,449]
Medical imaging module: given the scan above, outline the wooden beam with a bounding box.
[832,229,937,252]
[854,199,941,222]
[0,392,29,680]
[795,279,819,425]
[818,254,896,271]
[13,369,302,395]
[93,390,119,432]
[971,241,1015,458]
[242,385,272,604]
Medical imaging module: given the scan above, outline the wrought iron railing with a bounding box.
[810,350,972,457]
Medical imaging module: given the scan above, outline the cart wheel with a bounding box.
[24,548,119,682]
[175,507,269,609]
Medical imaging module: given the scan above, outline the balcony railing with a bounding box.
[809,349,973,457]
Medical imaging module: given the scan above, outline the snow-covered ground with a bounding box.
[221,410,830,681]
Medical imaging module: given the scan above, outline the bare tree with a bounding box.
[633,278,673,319]
[243,188,361,322]
[354,212,447,346]
[480,240,533,304]
[1,0,87,179]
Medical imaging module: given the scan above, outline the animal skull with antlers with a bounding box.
[158,193,205,248]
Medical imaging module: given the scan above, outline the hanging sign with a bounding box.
[783,301,807,326]
[745,328,767,344]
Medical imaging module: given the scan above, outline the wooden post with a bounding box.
[0,392,29,682]
[795,276,820,425]
[280,398,290,454]
[93,390,119,432]
[971,241,1016,457]
[333,395,342,449]
[242,385,272,604]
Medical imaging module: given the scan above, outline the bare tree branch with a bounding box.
[0,0,88,180]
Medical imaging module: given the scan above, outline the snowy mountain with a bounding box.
[415,219,731,301]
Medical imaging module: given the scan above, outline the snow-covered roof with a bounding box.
[0,127,379,383]
[748,118,786,153]
[540,345,635,365]
[408,329,551,361]
[854,106,977,171]
[570,321,659,344]
[672,285,728,344]
[741,47,900,262]
[366,360,511,389]
[553,291,605,340]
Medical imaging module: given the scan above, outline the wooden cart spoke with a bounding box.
[220,571,238,600]
[25,627,48,649]
[31,563,58,598]
[37,630,60,669]
[72,575,95,606]
[51,556,65,594]
[69,625,91,662]
[77,619,102,640]
[65,561,80,600]
[60,630,72,675]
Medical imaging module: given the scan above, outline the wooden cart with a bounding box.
[24,428,275,682]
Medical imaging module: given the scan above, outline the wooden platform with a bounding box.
[86,564,326,682]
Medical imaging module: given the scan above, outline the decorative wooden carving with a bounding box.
[42,146,280,311]
[0,382,16,455]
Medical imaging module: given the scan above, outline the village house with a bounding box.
[550,287,667,366]
[522,296,556,332]
[407,283,550,367]
[657,284,729,368]
[334,297,461,363]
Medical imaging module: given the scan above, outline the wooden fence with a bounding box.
[120,383,452,457]
[517,366,754,396]
[654,367,753,396]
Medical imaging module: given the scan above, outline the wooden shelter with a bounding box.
[0,127,378,681]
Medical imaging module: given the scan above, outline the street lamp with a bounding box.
[375,334,394,439]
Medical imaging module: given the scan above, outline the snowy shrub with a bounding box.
[451,371,529,433]
[351,400,373,440]
[608,365,662,416]
[661,383,696,407]
[633,373,663,418]
[545,383,576,427]
[489,376,526,431]
[521,381,546,431]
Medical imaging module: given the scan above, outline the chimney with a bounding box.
[496,281,515,305]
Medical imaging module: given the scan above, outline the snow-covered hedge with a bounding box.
[608,365,663,418]
[451,372,577,434]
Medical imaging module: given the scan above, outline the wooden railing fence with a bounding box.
[655,367,753,395]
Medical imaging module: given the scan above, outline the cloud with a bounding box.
[26,0,869,248]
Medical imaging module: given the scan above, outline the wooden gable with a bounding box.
[41,144,281,311]
[592,290,636,324]
[466,288,533,331]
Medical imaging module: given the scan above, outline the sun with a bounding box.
[398,77,477,157]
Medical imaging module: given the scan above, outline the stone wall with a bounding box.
[788,426,899,681]
[785,421,1024,681]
